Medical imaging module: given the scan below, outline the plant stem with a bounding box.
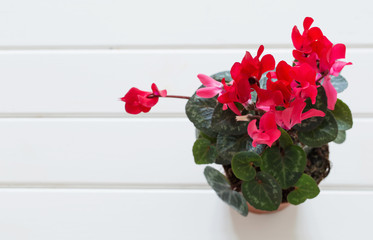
[163,95,190,100]
[147,94,190,100]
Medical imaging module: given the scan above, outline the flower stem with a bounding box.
[163,95,190,100]
[147,94,190,100]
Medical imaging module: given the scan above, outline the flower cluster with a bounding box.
[194,17,351,147]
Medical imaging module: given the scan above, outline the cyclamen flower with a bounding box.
[314,41,352,76]
[290,63,318,104]
[292,17,352,76]
[247,112,281,147]
[217,79,242,116]
[292,17,323,54]
[121,83,167,114]
[275,99,325,130]
[230,45,275,103]
[253,86,284,112]
[266,61,293,106]
[196,74,224,98]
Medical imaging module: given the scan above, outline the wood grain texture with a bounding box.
[0,117,369,187]
[0,48,365,114]
[0,189,371,240]
[0,0,371,47]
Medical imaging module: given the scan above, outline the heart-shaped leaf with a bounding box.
[211,104,248,136]
[332,99,353,131]
[261,146,306,189]
[241,172,282,211]
[334,130,346,144]
[231,152,261,181]
[193,138,217,164]
[279,128,293,149]
[298,111,338,147]
[330,75,348,93]
[287,174,320,205]
[185,92,218,138]
[216,134,264,165]
[204,166,248,216]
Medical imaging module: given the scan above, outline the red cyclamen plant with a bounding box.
[121,17,353,216]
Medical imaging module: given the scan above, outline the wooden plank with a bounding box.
[0,189,371,240]
[0,118,369,187]
[0,48,366,114]
[0,0,371,47]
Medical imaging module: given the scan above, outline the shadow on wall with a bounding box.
[230,206,299,240]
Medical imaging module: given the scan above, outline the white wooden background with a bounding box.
[0,1,372,239]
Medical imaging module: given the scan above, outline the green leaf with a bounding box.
[241,172,282,211]
[332,99,353,131]
[210,71,233,82]
[330,75,348,93]
[334,130,346,144]
[204,166,248,216]
[231,152,261,181]
[287,174,320,205]
[296,86,328,131]
[279,128,293,149]
[185,92,218,138]
[261,146,306,189]
[195,129,217,143]
[298,111,338,147]
[211,104,248,135]
[192,138,217,164]
[216,134,264,165]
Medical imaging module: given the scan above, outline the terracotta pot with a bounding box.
[247,202,290,214]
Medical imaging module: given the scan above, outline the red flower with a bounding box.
[254,86,284,112]
[266,61,293,106]
[121,83,167,114]
[292,17,323,54]
[275,99,325,130]
[290,63,318,104]
[230,45,275,103]
[247,112,281,147]
[315,41,352,76]
[217,79,242,116]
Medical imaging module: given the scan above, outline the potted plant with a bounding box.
[120,17,352,216]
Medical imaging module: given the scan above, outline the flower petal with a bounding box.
[323,76,338,110]
[197,74,222,88]
[196,87,222,98]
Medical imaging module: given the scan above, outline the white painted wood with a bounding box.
[0,0,371,47]
[0,48,364,115]
[0,117,369,187]
[0,189,370,240]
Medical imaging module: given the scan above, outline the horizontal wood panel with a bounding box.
[0,189,371,240]
[0,48,366,114]
[0,1,371,47]
[0,118,369,187]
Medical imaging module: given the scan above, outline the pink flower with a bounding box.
[275,99,325,130]
[247,112,281,147]
[121,83,167,114]
[322,75,338,110]
[196,74,224,98]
